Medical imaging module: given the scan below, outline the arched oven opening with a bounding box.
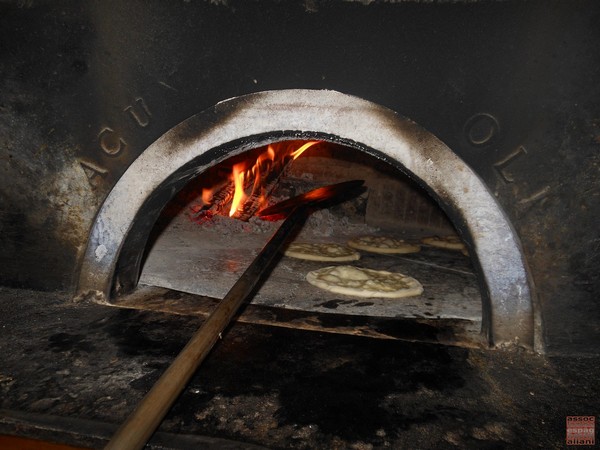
[132,140,484,348]
[76,90,536,351]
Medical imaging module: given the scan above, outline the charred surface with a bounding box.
[111,285,484,348]
[0,288,598,449]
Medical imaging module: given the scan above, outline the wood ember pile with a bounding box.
[191,142,315,222]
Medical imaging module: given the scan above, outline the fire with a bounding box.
[201,188,213,205]
[229,163,248,217]
[227,140,320,219]
[188,140,321,223]
[290,141,318,160]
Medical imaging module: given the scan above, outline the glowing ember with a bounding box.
[201,188,213,206]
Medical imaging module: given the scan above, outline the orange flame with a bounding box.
[227,140,320,218]
[290,141,319,159]
[229,163,247,217]
[201,188,214,205]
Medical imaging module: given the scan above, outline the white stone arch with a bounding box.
[76,89,536,349]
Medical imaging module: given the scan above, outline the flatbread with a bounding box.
[306,265,423,298]
[421,235,466,251]
[347,235,420,254]
[283,242,360,262]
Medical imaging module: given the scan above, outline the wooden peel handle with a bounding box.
[104,206,307,450]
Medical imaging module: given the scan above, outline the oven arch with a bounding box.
[76,89,536,350]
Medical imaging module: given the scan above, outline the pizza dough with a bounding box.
[283,242,360,262]
[421,235,466,251]
[347,235,421,254]
[306,265,423,298]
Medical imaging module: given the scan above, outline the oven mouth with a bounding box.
[75,89,537,351]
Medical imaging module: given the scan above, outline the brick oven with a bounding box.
[1,0,598,447]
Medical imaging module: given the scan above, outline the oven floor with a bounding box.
[137,211,481,345]
[0,287,598,449]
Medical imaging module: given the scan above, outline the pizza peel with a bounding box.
[105,180,365,450]
[257,179,366,219]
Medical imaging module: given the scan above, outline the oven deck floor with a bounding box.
[0,287,598,449]
[136,211,481,346]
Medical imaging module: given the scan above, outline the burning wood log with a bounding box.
[233,154,294,221]
[191,141,320,222]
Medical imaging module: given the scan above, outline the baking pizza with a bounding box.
[421,235,466,251]
[283,242,361,262]
[347,235,421,254]
[306,265,423,298]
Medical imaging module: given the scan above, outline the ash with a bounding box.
[297,208,379,240]
[181,213,279,236]
[179,208,378,241]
